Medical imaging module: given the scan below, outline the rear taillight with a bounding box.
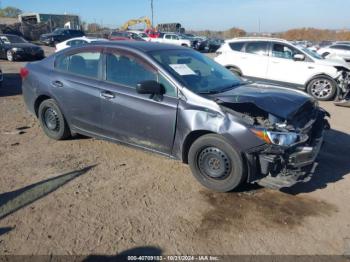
[20,67,29,79]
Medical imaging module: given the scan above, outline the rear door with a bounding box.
[52,47,105,134]
[238,41,270,78]
[99,48,179,154]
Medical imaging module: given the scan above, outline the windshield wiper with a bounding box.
[198,82,244,94]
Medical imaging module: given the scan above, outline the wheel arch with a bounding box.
[34,95,52,117]
[304,73,337,90]
[181,130,215,164]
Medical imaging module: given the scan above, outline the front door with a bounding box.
[100,48,179,154]
[266,42,314,86]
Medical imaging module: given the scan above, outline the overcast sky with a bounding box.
[3,0,350,32]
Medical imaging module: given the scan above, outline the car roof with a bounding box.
[88,41,187,52]
[225,37,289,43]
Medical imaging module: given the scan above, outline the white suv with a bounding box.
[215,37,350,101]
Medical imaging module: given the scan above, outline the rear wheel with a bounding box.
[6,50,14,61]
[188,134,245,192]
[306,76,337,101]
[38,99,71,140]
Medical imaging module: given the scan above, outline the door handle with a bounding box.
[100,91,115,99]
[51,80,63,88]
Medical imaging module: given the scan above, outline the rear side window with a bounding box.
[229,42,244,52]
[331,45,350,50]
[55,51,101,78]
[245,41,269,56]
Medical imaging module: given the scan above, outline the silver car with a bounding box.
[21,42,329,192]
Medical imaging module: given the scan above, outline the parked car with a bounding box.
[127,30,151,41]
[195,38,224,53]
[109,31,145,41]
[21,42,329,192]
[0,67,3,87]
[215,37,350,101]
[0,34,44,61]
[40,28,85,46]
[151,33,192,47]
[317,44,350,62]
[55,36,109,52]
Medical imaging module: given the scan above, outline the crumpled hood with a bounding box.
[207,83,314,120]
[316,57,350,70]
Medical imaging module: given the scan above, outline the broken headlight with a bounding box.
[252,129,308,147]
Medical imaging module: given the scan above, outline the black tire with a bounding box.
[188,134,246,192]
[306,76,337,101]
[6,50,14,61]
[38,99,71,140]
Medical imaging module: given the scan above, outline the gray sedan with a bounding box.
[21,42,329,192]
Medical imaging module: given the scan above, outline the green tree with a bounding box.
[0,6,22,18]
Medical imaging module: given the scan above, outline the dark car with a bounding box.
[108,31,145,41]
[21,42,329,192]
[0,34,44,61]
[0,66,3,87]
[40,28,85,46]
[196,38,224,53]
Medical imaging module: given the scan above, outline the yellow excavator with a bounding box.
[120,16,152,31]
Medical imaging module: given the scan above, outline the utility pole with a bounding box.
[150,0,154,27]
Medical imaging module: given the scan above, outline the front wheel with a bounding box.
[306,76,337,101]
[38,99,71,140]
[188,134,246,192]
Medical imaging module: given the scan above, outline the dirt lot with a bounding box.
[0,47,350,256]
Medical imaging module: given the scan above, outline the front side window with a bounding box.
[106,51,177,97]
[55,51,101,78]
[245,41,269,56]
[106,52,157,88]
[272,43,300,59]
[165,35,172,39]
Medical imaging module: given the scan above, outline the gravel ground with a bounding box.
[0,47,349,256]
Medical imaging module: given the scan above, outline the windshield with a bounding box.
[0,35,27,44]
[302,47,324,60]
[149,49,243,94]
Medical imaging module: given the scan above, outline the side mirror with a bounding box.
[136,80,164,95]
[293,54,305,61]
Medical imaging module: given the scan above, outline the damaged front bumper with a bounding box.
[246,112,327,189]
[256,136,323,189]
